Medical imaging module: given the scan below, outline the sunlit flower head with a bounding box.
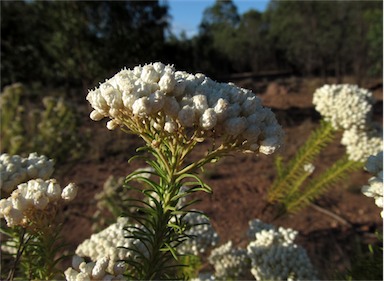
[86,62,283,155]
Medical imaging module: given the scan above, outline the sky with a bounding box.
[168,0,270,38]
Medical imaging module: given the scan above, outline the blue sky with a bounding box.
[168,0,270,37]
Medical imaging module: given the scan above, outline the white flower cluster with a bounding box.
[246,219,317,281]
[303,163,315,174]
[64,256,127,281]
[76,217,143,263]
[208,241,250,280]
[86,62,283,154]
[313,84,374,130]
[0,179,77,227]
[312,84,382,163]
[177,211,219,256]
[340,127,383,162]
[362,151,383,217]
[0,153,54,194]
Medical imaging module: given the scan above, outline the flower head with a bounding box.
[87,62,283,155]
[76,217,144,262]
[246,219,317,281]
[177,211,219,256]
[313,84,374,130]
[0,179,77,228]
[208,241,250,280]
[341,127,383,163]
[64,256,127,281]
[0,153,54,194]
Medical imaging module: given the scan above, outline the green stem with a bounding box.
[7,228,29,281]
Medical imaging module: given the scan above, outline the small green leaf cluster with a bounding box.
[268,121,363,214]
[121,144,213,280]
[0,83,87,163]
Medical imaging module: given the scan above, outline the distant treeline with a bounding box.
[1,0,382,90]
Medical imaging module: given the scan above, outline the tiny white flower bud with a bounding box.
[178,105,195,127]
[61,183,78,201]
[72,255,85,271]
[200,108,217,130]
[132,97,152,117]
[106,120,120,130]
[159,73,176,93]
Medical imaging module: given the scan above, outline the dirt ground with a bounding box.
[56,76,383,279]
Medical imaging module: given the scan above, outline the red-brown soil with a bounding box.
[55,76,383,279]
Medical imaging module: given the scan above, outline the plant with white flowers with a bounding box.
[86,62,283,279]
[0,174,77,280]
[268,84,382,215]
[246,219,317,280]
[195,219,317,281]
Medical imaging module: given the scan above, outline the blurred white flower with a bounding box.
[0,153,54,194]
[247,219,317,281]
[208,241,250,280]
[341,127,383,162]
[313,84,374,130]
[177,211,219,256]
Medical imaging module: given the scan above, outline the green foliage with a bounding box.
[285,156,363,213]
[1,223,66,280]
[268,121,335,203]
[364,8,383,76]
[0,83,87,163]
[0,83,25,155]
[122,143,212,280]
[268,120,364,215]
[342,234,383,280]
[1,1,169,88]
[178,255,202,279]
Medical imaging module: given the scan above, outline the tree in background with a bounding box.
[196,0,240,76]
[1,0,382,88]
[1,1,169,90]
[264,0,382,79]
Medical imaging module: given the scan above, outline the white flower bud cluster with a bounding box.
[86,62,283,155]
[208,241,250,280]
[64,256,127,281]
[246,219,317,281]
[340,127,383,163]
[362,151,383,217]
[303,163,315,174]
[76,217,144,263]
[0,179,77,227]
[0,153,54,194]
[177,211,219,256]
[313,84,374,130]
